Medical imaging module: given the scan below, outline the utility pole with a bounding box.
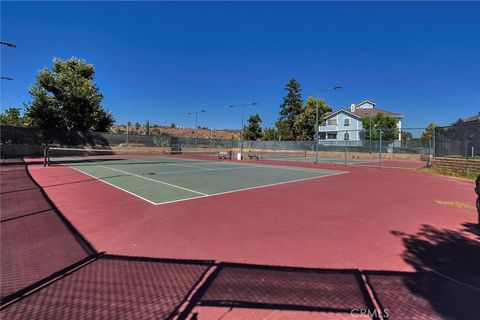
[228,102,258,159]
[187,109,206,158]
[305,86,342,164]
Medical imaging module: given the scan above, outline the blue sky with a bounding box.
[1,1,479,130]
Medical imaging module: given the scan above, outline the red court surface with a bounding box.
[25,158,477,272]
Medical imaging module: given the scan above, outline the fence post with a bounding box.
[344,140,348,167]
[379,129,383,169]
[432,127,436,157]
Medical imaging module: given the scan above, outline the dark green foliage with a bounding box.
[262,127,277,141]
[25,57,114,131]
[362,113,399,141]
[275,120,295,141]
[401,131,413,142]
[243,114,263,140]
[145,121,150,135]
[279,79,303,138]
[295,97,332,140]
[421,122,437,142]
[0,108,30,127]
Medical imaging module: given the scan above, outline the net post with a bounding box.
[43,147,49,167]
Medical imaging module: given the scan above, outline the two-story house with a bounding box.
[318,100,403,143]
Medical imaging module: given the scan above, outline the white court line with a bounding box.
[98,165,208,196]
[122,154,343,174]
[149,165,265,176]
[60,163,159,205]
[54,160,349,206]
[153,170,349,206]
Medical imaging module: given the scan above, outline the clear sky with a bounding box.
[1,1,479,130]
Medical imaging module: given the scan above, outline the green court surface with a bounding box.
[60,157,345,205]
[258,155,371,165]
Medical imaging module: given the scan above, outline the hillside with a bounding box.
[110,125,240,140]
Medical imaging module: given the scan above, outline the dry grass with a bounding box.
[434,200,476,210]
[418,166,479,181]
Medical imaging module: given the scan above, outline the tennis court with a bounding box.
[47,150,346,205]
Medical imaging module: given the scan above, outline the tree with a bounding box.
[0,108,30,127]
[401,131,413,142]
[295,97,332,140]
[276,120,294,141]
[262,127,277,141]
[170,123,176,128]
[279,78,303,139]
[243,114,263,140]
[421,122,437,142]
[362,113,399,141]
[25,57,114,131]
[145,121,150,135]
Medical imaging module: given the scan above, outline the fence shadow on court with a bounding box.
[2,159,479,320]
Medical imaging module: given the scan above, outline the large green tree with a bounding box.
[0,108,30,127]
[243,114,263,140]
[262,127,277,141]
[295,97,332,140]
[25,57,114,131]
[279,78,303,139]
[421,122,437,142]
[275,120,295,141]
[362,113,399,141]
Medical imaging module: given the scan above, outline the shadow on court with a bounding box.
[1,159,479,320]
[387,223,480,319]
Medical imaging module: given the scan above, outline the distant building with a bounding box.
[447,112,480,157]
[318,100,403,142]
[452,113,480,126]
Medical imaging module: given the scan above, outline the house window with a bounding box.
[327,132,337,140]
[327,119,337,125]
[344,132,350,140]
[344,118,350,126]
[319,132,326,140]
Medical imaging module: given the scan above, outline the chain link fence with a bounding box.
[1,126,171,147]
[1,125,437,168]
[434,123,480,158]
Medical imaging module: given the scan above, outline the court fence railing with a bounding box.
[434,123,480,158]
[1,125,441,167]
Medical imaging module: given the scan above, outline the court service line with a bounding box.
[98,165,209,196]
[126,157,208,170]
[124,155,345,174]
[62,164,159,205]
[153,170,349,206]
[150,165,264,176]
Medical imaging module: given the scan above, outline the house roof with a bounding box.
[452,113,480,125]
[324,108,362,120]
[353,107,403,119]
[355,100,376,108]
[324,107,403,120]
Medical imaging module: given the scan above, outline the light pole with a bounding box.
[187,109,206,157]
[271,122,276,142]
[0,41,16,47]
[305,86,342,164]
[228,102,258,159]
[1,41,16,81]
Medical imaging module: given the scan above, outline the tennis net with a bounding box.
[43,147,233,167]
[245,150,309,162]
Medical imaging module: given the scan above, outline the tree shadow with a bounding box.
[390,223,480,319]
